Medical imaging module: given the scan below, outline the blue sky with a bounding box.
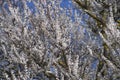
[2,0,76,17]
[60,0,73,8]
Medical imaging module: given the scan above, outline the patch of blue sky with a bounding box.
[26,1,36,14]
[83,29,89,36]
[50,66,55,73]
[0,6,2,14]
[27,22,33,30]
[3,2,11,14]
[81,14,89,26]
[3,0,25,18]
[60,0,82,22]
[17,1,24,12]
[60,0,73,9]
[91,59,99,69]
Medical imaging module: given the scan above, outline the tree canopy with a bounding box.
[0,0,120,80]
